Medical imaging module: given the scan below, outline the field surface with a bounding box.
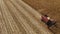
[0,0,54,34]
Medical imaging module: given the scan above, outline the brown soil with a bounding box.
[23,0,60,34]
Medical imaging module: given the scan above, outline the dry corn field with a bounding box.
[0,0,55,34]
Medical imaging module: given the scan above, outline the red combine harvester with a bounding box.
[40,15,56,28]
